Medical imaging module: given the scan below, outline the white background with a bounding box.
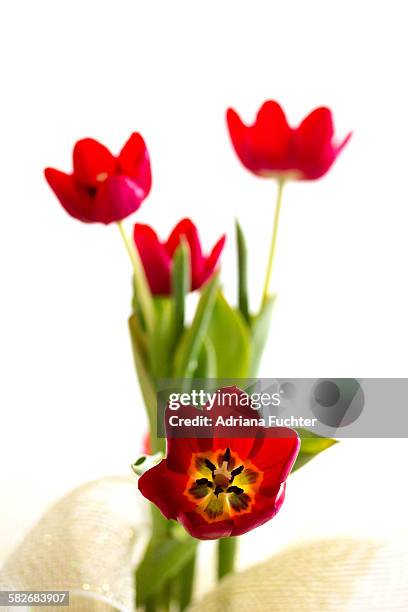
[1,0,408,565]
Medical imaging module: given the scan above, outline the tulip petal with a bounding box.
[166,218,206,289]
[179,509,234,540]
[297,130,352,180]
[227,102,292,175]
[293,107,337,178]
[132,220,225,295]
[249,431,300,480]
[200,235,226,287]
[166,436,213,474]
[227,101,350,181]
[226,107,255,170]
[138,389,300,540]
[118,132,152,196]
[231,483,285,536]
[134,224,172,294]
[211,438,255,465]
[211,387,263,461]
[94,175,146,224]
[295,107,334,157]
[73,138,116,187]
[138,461,194,520]
[44,168,94,222]
[251,101,292,173]
[335,132,353,159]
[46,133,151,224]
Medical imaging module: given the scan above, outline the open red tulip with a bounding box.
[138,388,300,540]
[44,133,151,224]
[227,101,351,180]
[133,218,225,295]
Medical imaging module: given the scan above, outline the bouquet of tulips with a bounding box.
[45,100,350,611]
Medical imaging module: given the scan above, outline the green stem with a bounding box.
[117,221,155,333]
[150,504,169,540]
[145,597,158,612]
[157,582,171,612]
[217,537,237,580]
[172,239,190,346]
[136,506,171,612]
[261,179,285,308]
[235,219,250,323]
[179,554,196,610]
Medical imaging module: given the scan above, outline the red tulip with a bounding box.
[227,101,351,180]
[142,432,152,456]
[138,388,299,540]
[44,133,151,224]
[133,218,225,295]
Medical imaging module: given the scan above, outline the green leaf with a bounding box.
[178,554,196,611]
[205,290,252,378]
[194,337,217,378]
[150,297,176,380]
[119,221,155,334]
[128,314,156,421]
[235,220,250,324]
[129,314,167,454]
[249,295,276,376]
[136,535,197,607]
[292,428,337,473]
[172,239,191,344]
[173,273,219,380]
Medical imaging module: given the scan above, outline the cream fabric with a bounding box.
[0,476,147,611]
[1,476,407,611]
[191,537,408,612]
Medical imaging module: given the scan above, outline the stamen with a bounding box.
[187,452,259,520]
[196,478,213,487]
[205,459,216,473]
[231,465,244,477]
[213,458,231,488]
[230,464,244,484]
[227,485,244,495]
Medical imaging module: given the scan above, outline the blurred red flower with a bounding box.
[44,133,151,224]
[133,218,225,295]
[227,101,351,180]
[142,432,152,455]
[138,388,299,540]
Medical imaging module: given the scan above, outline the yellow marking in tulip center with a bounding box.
[96,172,108,182]
[185,449,263,523]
